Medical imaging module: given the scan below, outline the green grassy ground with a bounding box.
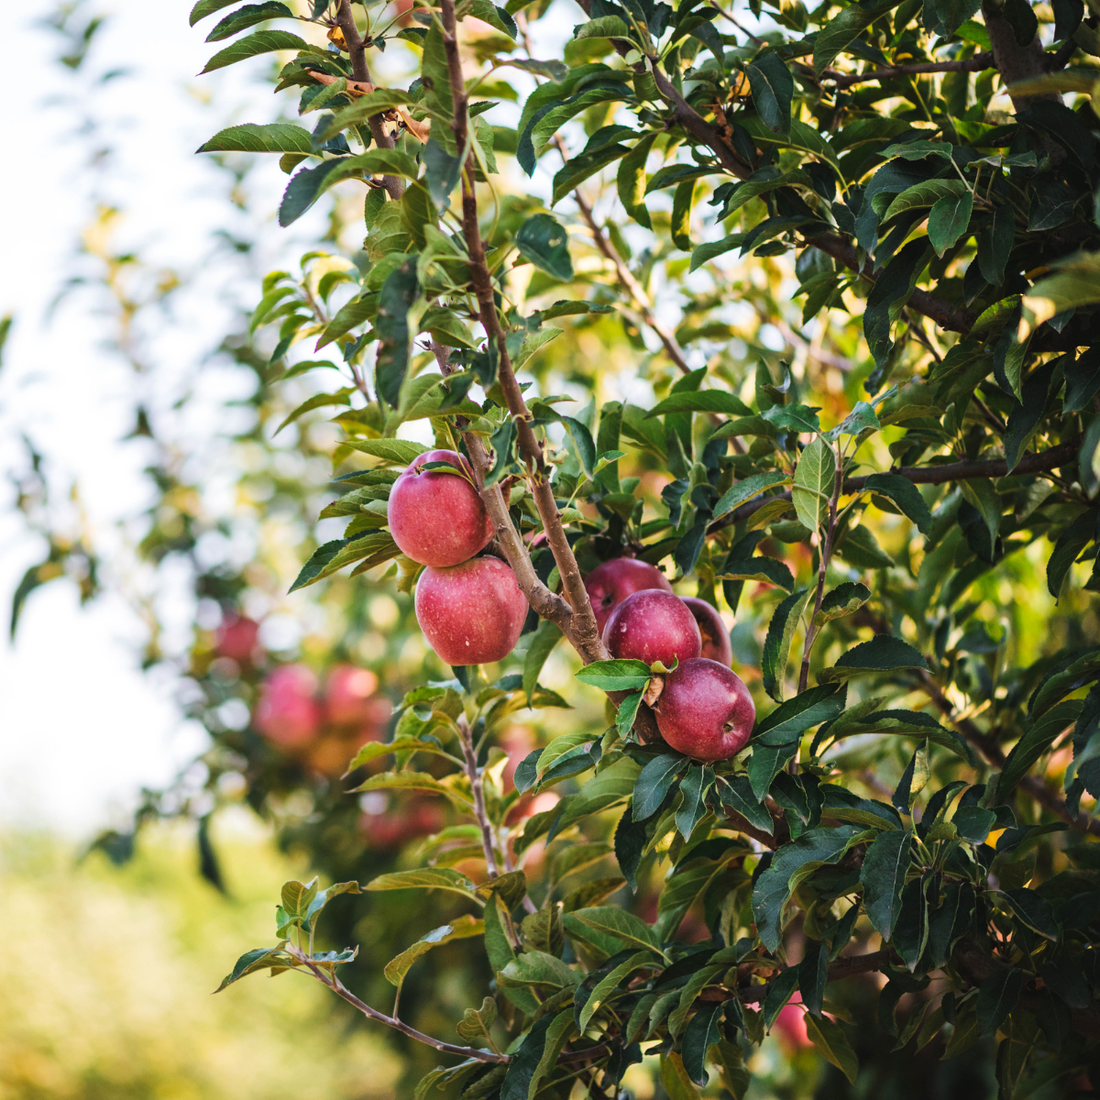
[0,821,401,1100]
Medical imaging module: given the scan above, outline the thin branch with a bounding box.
[820,51,994,89]
[708,440,1080,534]
[333,0,404,199]
[459,716,501,878]
[918,671,1100,838]
[438,0,605,663]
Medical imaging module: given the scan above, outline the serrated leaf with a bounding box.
[214,945,290,991]
[861,474,933,535]
[860,829,913,938]
[515,213,573,282]
[200,29,311,74]
[384,915,484,985]
[568,906,661,954]
[819,635,928,684]
[804,1014,858,1083]
[198,122,313,155]
[206,2,293,41]
[633,753,685,820]
[762,588,810,701]
[712,472,792,520]
[792,438,835,533]
[813,582,870,626]
[365,867,480,900]
[576,659,653,691]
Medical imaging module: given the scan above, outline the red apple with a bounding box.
[324,664,380,726]
[603,589,701,669]
[416,555,528,665]
[773,999,813,1050]
[214,614,262,664]
[254,664,322,748]
[584,557,673,634]
[388,449,494,568]
[681,597,732,665]
[653,658,755,762]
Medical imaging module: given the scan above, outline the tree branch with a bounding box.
[820,51,994,88]
[333,0,404,200]
[918,671,1100,837]
[438,0,605,664]
[708,441,1080,534]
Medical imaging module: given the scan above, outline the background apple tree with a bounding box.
[16,0,1100,1092]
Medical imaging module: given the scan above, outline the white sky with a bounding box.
[0,0,312,834]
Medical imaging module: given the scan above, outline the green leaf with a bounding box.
[524,619,562,704]
[861,474,933,535]
[682,1003,724,1085]
[617,133,656,228]
[671,179,695,251]
[675,763,710,839]
[200,30,311,74]
[755,684,847,744]
[860,829,913,938]
[633,753,685,820]
[214,945,290,991]
[342,438,428,464]
[191,0,245,25]
[648,391,753,417]
[568,906,661,954]
[281,877,319,919]
[792,438,835,533]
[717,555,794,592]
[500,1014,556,1100]
[576,659,653,691]
[928,189,974,258]
[819,635,928,684]
[616,690,645,738]
[515,214,573,281]
[365,867,480,901]
[993,888,1059,940]
[976,966,1025,1034]
[384,915,484,985]
[275,388,353,434]
[712,472,792,520]
[375,257,420,407]
[762,588,810,701]
[206,2,293,41]
[279,151,420,227]
[882,179,966,222]
[456,997,498,1045]
[813,582,870,626]
[752,825,865,950]
[198,122,313,155]
[998,700,1084,796]
[804,1014,859,1083]
[814,3,881,75]
[578,950,652,1030]
[746,52,793,134]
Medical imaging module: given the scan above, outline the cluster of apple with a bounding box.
[391,453,755,764]
[252,661,391,776]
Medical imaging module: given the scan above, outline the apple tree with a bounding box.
[190,0,1100,1092]
[15,0,1100,1090]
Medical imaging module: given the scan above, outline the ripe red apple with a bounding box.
[416,555,528,665]
[324,664,380,726]
[652,658,755,762]
[254,664,322,748]
[680,597,732,665]
[388,449,494,568]
[603,589,701,669]
[773,998,813,1051]
[214,613,262,664]
[584,557,673,634]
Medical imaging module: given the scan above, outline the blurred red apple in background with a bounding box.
[388,449,494,567]
[773,998,812,1051]
[254,664,322,748]
[681,596,732,665]
[324,664,380,725]
[603,589,701,669]
[214,613,262,664]
[584,557,673,634]
[653,658,754,762]
[416,556,527,665]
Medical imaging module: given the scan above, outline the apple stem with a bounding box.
[437,0,606,667]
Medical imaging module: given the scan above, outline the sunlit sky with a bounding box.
[0,0,306,833]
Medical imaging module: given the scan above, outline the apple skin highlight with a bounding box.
[584,557,673,634]
[415,556,528,665]
[603,589,702,669]
[388,449,494,568]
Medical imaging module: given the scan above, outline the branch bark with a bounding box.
[438,0,605,664]
[821,52,994,88]
[708,440,1080,534]
[333,0,404,200]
